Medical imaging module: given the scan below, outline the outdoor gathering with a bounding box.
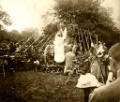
[0,0,120,102]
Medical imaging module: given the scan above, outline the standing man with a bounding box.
[64,47,76,75]
[89,43,120,102]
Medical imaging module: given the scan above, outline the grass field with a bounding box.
[0,72,84,102]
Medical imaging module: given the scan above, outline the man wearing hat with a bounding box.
[89,43,120,102]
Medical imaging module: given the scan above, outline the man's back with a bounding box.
[89,77,120,102]
[65,51,75,70]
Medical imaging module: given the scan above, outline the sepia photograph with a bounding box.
[0,0,120,102]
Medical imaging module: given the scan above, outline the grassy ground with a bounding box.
[0,72,84,102]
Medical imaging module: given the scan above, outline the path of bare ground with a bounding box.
[0,72,84,102]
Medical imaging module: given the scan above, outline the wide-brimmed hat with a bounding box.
[76,73,102,88]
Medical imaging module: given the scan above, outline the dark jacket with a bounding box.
[89,71,120,102]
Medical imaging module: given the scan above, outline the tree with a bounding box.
[0,6,12,28]
[54,0,113,28]
[53,0,120,47]
[43,22,58,35]
[0,5,12,42]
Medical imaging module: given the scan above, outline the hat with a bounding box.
[76,73,102,88]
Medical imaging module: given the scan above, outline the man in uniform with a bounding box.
[89,43,120,102]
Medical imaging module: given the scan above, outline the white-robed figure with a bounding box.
[54,23,67,63]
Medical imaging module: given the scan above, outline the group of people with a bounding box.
[1,21,120,101]
[63,40,120,102]
[89,43,120,102]
[0,40,43,73]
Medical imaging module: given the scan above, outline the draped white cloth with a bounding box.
[54,27,67,63]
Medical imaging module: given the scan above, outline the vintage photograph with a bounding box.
[0,0,120,102]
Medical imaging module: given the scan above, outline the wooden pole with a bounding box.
[95,34,98,44]
[84,31,89,51]
[78,29,81,46]
[82,30,87,52]
[2,64,5,78]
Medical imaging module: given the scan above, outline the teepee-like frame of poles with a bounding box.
[70,23,94,54]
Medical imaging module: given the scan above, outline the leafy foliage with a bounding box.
[0,5,12,42]
[54,0,113,28]
[43,22,58,35]
[52,0,120,47]
[0,6,12,27]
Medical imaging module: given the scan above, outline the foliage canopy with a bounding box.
[44,0,120,48]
